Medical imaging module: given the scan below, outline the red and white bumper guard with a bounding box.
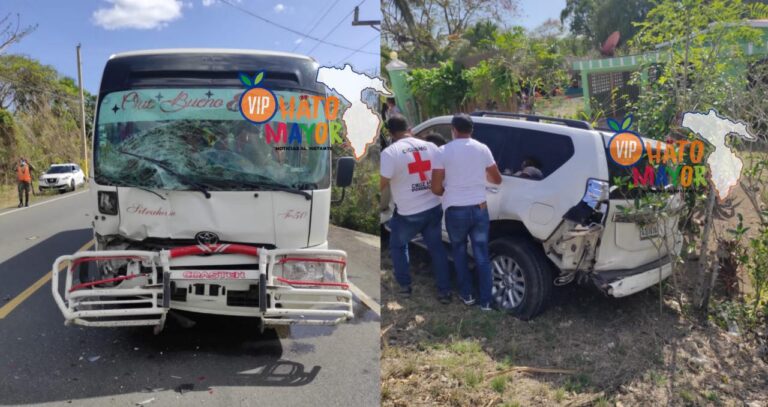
[51,244,354,329]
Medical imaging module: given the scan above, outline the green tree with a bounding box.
[382,0,519,66]
[628,0,768,316]
[407,60,469,116]
[0,54,94,176]
[561,0,653,49]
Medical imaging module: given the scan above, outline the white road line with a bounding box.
[349,283,380,316]
[0,190,88,218]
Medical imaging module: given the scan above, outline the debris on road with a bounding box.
[87,356,100,363]
[170,375,182,379]
[175,383,194,394]
[135,397,155,406]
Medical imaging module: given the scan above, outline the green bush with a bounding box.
[329,145,380,235]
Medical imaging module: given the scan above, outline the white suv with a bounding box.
[398,112,683,319]
[39,163,86,193]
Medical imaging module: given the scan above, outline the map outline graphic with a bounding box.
[680,109,757,202]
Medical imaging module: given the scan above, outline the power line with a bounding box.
[307,0,366,55]
[334,34,379,66]
[0,74,82,103]
[219,0,376,56]
[291,0,343,52]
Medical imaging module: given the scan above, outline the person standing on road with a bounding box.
[14,157,35,208]
[380,114,452,304]
[431,114,502,311]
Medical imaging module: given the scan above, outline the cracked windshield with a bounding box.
[95,88,330,191]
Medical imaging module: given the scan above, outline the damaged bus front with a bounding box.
[51,49,356,331]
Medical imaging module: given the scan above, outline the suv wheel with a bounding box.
[70,179,76,192]
[489,237,553,320]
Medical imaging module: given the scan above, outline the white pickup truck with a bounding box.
[51,49,358,332]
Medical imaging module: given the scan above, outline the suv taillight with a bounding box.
[583,178,609,209]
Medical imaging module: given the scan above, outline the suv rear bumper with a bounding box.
[592,258,672,298]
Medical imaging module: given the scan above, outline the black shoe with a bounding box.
[18,203,22,208]
[397,286,412,298]
[437,293,451,304]
[24,203,28,207]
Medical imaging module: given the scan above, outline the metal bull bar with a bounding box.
[51,243,354,329]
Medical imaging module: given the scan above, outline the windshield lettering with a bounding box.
[96,88,331,192]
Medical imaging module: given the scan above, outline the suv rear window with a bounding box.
[473,123,575,179]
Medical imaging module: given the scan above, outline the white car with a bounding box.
[39,163,86,193]
[386,112,683,319]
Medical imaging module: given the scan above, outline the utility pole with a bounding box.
[76,44,88,178]
[351,6,380,30]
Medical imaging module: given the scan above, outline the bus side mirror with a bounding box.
[335,157,355,188]
[332,157,355,203]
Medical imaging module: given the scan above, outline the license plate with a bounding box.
[179,271,248,280]
[639,224,659,240]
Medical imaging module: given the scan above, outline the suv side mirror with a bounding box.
[332,157,355,203]
[335,157,355,188]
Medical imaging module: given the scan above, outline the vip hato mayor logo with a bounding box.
[607,115,708,190]
[238,71,345,151]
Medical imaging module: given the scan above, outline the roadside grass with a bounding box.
[533,96,583,119]
[0,182,81,211]
[0,184,21,209]
[381,233,768,406]
[0,182,87,212]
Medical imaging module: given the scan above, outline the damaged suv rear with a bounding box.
[411,112,683,319]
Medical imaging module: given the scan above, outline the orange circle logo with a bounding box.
[239,87,277,124]
[608,132,644,167]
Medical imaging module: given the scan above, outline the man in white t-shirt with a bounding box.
[380,115,451,303]
[432,113,502,311]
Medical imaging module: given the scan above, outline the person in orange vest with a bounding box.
[14,157,35,207]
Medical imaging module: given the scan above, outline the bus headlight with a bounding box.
[272,255,346,285]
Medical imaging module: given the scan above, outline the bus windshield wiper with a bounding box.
[199,177,312,200]
[117,150,211,199]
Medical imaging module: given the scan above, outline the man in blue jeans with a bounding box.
[380,115,451,303]
[431,114,502,311]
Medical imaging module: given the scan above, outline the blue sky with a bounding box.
[2,0,564,93]
[519,0,566,29]
[2,0,382,93]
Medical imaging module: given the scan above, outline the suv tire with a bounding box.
[70,179,76,192]
[489,237,553,320]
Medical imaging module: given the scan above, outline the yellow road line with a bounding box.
[0,239,94,319]
[349,283,380,316]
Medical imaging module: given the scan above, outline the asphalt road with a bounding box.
[0,190,381,406]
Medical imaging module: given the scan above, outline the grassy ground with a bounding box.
[532,97,583,119]
[381,179,768,407]
[382,255,768,406]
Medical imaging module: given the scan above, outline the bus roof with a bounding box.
[109,48,314,61]
[98,48,326,95]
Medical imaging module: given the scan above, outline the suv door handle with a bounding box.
[486,186,499,193]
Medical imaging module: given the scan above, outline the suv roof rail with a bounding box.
[470,111,593,130]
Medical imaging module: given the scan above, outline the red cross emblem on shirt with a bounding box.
[407,151,431,182]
